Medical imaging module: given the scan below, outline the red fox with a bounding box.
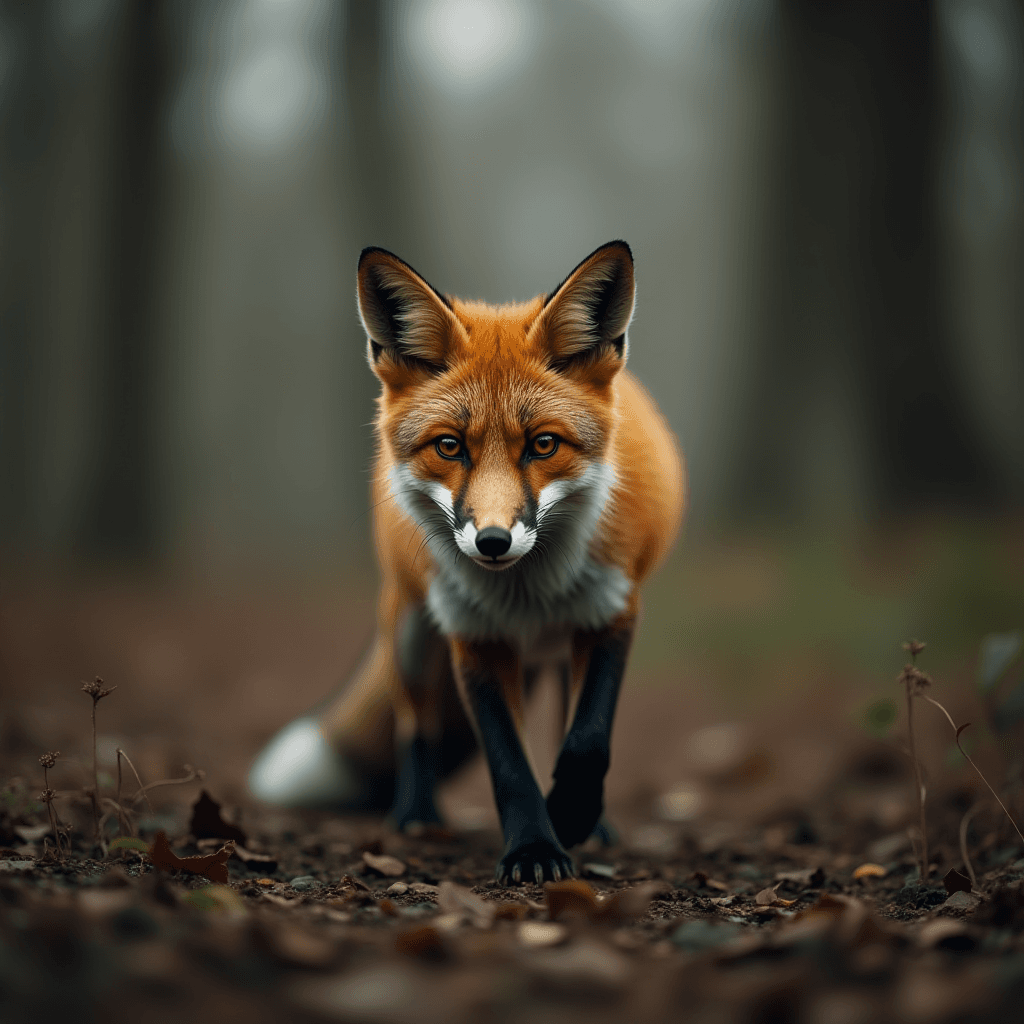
[249,241,685,884]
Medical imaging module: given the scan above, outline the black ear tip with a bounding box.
[358,246,391,271]
[602,239,633,264]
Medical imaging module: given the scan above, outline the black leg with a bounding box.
[388,733,442,831]
[546,622,633,849]
[471,681,575,884]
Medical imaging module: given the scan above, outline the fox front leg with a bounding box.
[546,620,634,849]
[451,639,575,885]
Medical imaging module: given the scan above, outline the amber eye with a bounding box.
[436,436,463,460]
[529,434,559,458]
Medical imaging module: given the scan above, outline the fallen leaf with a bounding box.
[545,879,601,921]
[599,881,667,922]
[254,920,338,968]
[339,874,371,892]
[518,921,568,947]
[394,925,446,961]
[691,871,730,892]
[755,883,782,906]
[362,851,406,877]
[545,879,663,924]
[232,844,277,873]
[494,902,527,921]
[148,830,233,884]
[109,836,149,854]
[185,885,246,917]
[189,790,247,845]
[437,881,494,927]
[943,867,972,895]
[853,863,888,880]
[775,866,826,888]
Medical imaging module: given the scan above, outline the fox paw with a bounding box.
[496,838,575,886]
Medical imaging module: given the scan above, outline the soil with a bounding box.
[2,578,1023,1023]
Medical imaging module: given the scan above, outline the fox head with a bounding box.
[357,241,634,575]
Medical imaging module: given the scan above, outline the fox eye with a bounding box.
[529,434,559,458]
[435,436,463,460]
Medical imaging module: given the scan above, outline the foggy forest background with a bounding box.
[1,0,1022,576]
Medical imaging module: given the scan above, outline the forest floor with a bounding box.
[2,535,1023,1023]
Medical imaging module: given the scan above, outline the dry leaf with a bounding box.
[775,866,825,888]
[943,867,972,896]
[148,830,233,884]
[691,871,730,892]
[378,898,400,918]
[545,879,662,924]
[545,879,601,921]
[362,851,406,877]
[755,883,782,906]
[189,790,247,845]
[437,881,494,927]
[518,921,568,947]
[494,902,527,921]
[395,925,446,961]
[852,863,887,880]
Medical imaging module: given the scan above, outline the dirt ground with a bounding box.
[2,565,1023,1024]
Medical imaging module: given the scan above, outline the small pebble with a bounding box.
[387,882,409,895]
[290,875,321,891]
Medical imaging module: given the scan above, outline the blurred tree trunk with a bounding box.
[0,2,56,551]
[731,0,1002,521]
[81,0,168,558]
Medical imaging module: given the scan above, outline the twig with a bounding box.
[82,677,116,842]
[129,764,205,807]
[899,641,930,881]
[958,803,981,890]
[923,694,1024,848]
[117,748,153,815]
[38,752,66,860]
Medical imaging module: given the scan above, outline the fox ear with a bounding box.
[357,248,458,380]
[531,240,635,372]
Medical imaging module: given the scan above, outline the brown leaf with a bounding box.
[755,883,782,906]
[545,879,663,924]
[775,866,826,888]
[361,851,406,877]
[852,863,888,880]
[943,867,973,895]
[394,925,446,961]
[437,881,494,927]
[691,871,730,892]
[599,881,666,922]
[148,830,233,884]
[545,879,601,921]
[189,790,247,845]
[338,873,371,892]
[494,901,527,921]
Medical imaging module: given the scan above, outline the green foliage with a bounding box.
[863,698,898,738]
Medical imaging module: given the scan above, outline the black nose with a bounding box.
[475,526,512,559]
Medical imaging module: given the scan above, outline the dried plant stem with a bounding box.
[905,682,929,880]
[129,764,204,808]
[923,695,1024,848]
[959,803,981,889]
[115,752,129,836]
[90,700,101,839]
[117,749,153,815]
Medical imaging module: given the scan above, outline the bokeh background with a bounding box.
[1,0,1023,818]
